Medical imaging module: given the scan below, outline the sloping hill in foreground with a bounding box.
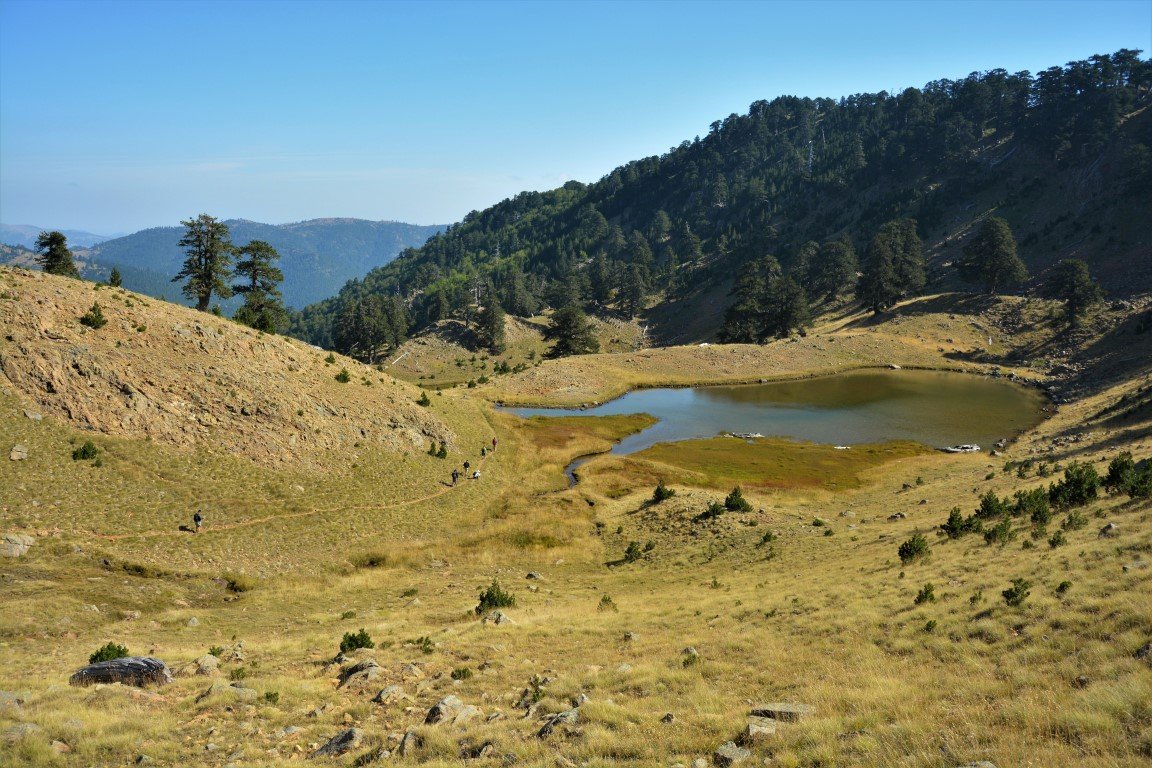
[0,267,455,466]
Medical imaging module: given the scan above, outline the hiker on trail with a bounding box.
[492,437,498,452]
[472,470,481,480]
[193,511,203,533]
[463,460,470,472]
[451,468,459,486]
[481,446,486,457]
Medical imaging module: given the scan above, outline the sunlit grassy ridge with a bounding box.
[1,269,1150,766]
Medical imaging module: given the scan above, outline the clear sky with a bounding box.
[1,0,1149,234]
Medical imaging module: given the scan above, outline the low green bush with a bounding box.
[89,642,129,664]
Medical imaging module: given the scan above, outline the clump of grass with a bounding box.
[340,628,375,653]
[401,587,418,598]
[263,691,279,705]
[340,610,356,620]
[898,534,930,565]
[451,666,472,680]
[758,530,776,546]
[413,636,434,654]
[598,594,618,612]
[89,642,129,664]
[476,580,515,614]
[229,668,247,681]
[914,583,936,605]
[335,368,352,383]
[222,573,256,593]
[924,619,938,633]
[207,645,225,657]
[1056,580,1072,595]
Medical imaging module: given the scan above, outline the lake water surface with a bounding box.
[504,369,1048,455]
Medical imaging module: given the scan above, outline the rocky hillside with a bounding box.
[0,267,455,466]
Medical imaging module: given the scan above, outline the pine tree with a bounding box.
[107,267,122,287]
[883,218,925,295]
[812,237,858,301]
[544,303,599,358]
[478,296,506,354]
[1044,259,1103,321]
[232,240,288,332]
[957,217,1028,294]
[173,214,234,312]
[763,276,811,338]
[620,263,648,317]
[34,231,80,278]
[858,234,902,313]
[589,253,614,307]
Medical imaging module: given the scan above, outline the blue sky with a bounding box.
[1,0,1149,234]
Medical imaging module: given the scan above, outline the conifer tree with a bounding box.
[478,296,506,354]
[858,234,902,313]
[34,231,80,278]
[957,217,1028,294]
[544,303,599,358]
[107,267,122,287]
[173,214,234,312]
[1044,259,1103,321]
[812,237,858,301]
[233,239,288,332]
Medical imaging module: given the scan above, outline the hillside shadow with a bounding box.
[842,293,1000,330]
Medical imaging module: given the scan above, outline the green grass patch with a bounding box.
[620,436,930,491]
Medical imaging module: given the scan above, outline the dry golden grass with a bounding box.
[1,272,1150,767]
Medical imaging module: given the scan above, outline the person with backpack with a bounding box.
[451,468,459,486]
[193,511,203,533]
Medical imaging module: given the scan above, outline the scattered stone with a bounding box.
[195,682,258,703]
[460,740,496,759]
[616,663,632,673]
[1134,642,1152,662]
[23,409,42,421]
[193,654,220,676]
[9,444,28,461]
[397,730,423,757]
[537,708,579,738]
[204,743,218,752]
[309,727,364,759]
[186,617,200,627]
[623,632,636,642]
[749,702,813,722]
[401,663,424,680]
[372,685,408,705]
[135,756,153,765]
[1072,675,1090,689]
[483,610,514,625]
[0,691,25,711]
[280,726,301,738]
[307,704,330,718]
[738,716,777,744]
[1,533,34,558]
[692,759,708,768]
[50,739,71,754]
[571,693,590,707]
[1099,522,1120,538]
[339,658,383,689]
[955,763,997,768]
[425,695,482,726]
[120,610,141,621]
[887,512,906,521]
[713,741,751,766]
[2,723,42,742]
[661,712,675,724]
[526,571,543,580]
[70,657,172,688]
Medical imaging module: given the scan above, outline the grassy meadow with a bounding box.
[2,272,1151,766]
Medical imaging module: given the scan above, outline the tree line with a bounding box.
[288,49,1147,355]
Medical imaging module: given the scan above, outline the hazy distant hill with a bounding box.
[0,223,116,249]
[88,218,446,309]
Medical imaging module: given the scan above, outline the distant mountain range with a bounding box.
[2,218,446,310]
[1,224,119,249]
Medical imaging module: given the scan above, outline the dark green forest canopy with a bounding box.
[290,50,1151,356]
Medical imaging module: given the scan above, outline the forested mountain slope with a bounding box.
[87,218,446,309]
[292,50,1151,351]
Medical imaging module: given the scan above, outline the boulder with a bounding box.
[738,716,776,744]
[1099,522,1120,538]
[526,571,543,580]
[69,657,172,688]
[23,409,42,421]
[0,691,25,711]
[194,682,257,703]
[372,684,408,705]
[749,702,813,722]
[9,444,28,461]
[483,610,514,625]
[537,708,579,738]
[713,741,751,766]
[425,695,482,726]
[398,730,423,757]
[1,534,34,558]
[339,658,383,689]
[193,654,220,676]
[309,728,364,759]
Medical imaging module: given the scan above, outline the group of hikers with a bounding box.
[450,437,497,486]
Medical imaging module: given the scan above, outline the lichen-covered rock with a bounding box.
[69,657,172,688]
[339,658,383,689]
[1,534,34,557]
[309,728,363,759]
